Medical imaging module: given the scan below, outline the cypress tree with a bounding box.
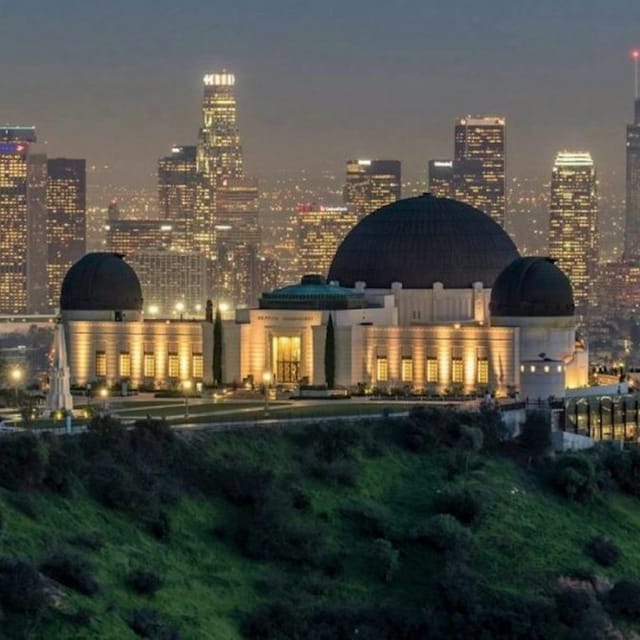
[324,314,335,389]
[213,306,223,386]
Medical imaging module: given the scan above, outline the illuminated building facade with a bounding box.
[47,158,86,310]
[129,251,208,320]
[549,152,598,312]
[454,116,506,226]
[427,160,454,198]
[624,97,640,257]
[297,204,357,276]
[0,126,47,314]
[60,197,588,402]
[158,145,197,222]
[106,219,190,255]
[344,159,401,220]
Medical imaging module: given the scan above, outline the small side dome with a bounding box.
[489,257,574,317]
[259,275,365,310]
[60,253,143,311]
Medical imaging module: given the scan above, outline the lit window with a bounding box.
[557,365,563,373]
[520,364,525,373]
[477,358,489,384]
[376,356,388,382]
[143,353,155,378]
[544,365,550,373]
[96,351,106,378]
[119,352,131,378]
[193,353,204,379]
[168,353,180,378]
[426,357,438,383]
[401,357,413,382]
[530,365,536,373]
[451,357,463,383]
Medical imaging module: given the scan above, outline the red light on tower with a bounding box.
[633,50,640,60]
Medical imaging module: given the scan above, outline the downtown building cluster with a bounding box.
[0,126,85,315]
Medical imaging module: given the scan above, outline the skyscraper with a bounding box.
[427,160,454,198]
[454,116,506,226]
[0,126,47,314]
[344,159,401,219]
[297,204,357,277]
[47,158,86,310]
[158,145,197,221]
[549,152,598,312]
[624,52,640,258]
[194,71,263,307]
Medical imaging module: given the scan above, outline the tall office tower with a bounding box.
[454,116,506,226]
[0,126,47,314]
[549,152,598,312]
[297,204,358,277]
[194,71,244,259]
[428,160,454,198]
[46,158,86,310]
[624,52,640,258]
[158,145,198,221]
[344,159,401,220]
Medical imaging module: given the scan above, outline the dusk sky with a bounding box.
[1,0,639,189]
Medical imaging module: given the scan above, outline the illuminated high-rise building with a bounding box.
[344,159,401,220]
[454,116,506,226]
[158,145,197,221]
[428,160,454,198]
[106,219,190,256]
[0,126,47,314]
[297,204,358,277]
[46,159,86,311]
[194,71,244,258]
[549,152,598,312]
[624,51,640,258]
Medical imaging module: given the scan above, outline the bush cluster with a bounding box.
[127,569,163,596]
[0,557,45,613]
[40,551,99,596]
[128,608,181,639]
[585,535,621,567]
[549,452,600,502]
[432,484,491,526]
[407,514,474,555]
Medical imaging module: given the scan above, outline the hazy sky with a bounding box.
[1,0,639,189]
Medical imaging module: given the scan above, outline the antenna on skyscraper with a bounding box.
[632,49,640,99]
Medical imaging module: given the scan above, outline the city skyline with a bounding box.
[1,2,639,189]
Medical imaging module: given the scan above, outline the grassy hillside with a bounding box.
[2,409,640,638]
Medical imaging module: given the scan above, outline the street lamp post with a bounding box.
[99,387,109,412]
[182,380,192,419]
[175,302,185,321]
[10,367,22,407]
[262,371,272,417]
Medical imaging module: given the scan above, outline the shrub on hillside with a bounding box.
[408,514,474,555]
[88,456,143,511]
[372,538,399,583]
[608,578,640,620]
[307,456,359,486]
[7,492,39,519]
[458,425,484,452]
[585,535,621,567]
[601,447,640,497]
[310,424,361,462]
[432,484,490,526]
[340,500,398,539]
[127,569,163,595]
[549,452,600,502]
[555,588,601,629]
[214,457,273,506]
[128,608,181,639]
[0,433,46,490]
[40,551,99,596]
[0,557,45,613]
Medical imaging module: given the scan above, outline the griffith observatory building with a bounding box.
[59,194,588,401]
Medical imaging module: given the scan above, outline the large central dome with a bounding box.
[327,194,519,289]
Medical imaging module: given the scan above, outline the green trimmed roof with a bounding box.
[260,275,365,310]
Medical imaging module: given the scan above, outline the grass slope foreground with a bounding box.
[2,408,640,638]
